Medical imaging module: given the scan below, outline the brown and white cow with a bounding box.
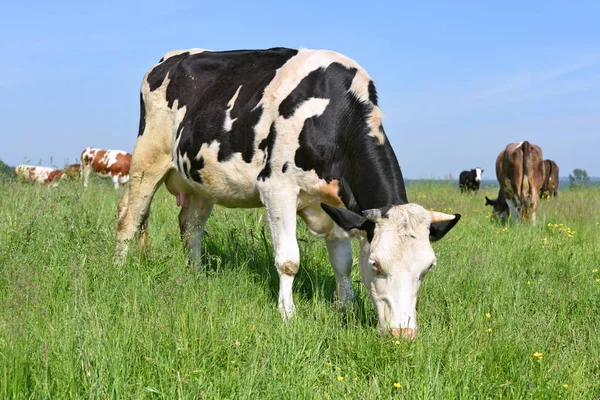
[488,141,545,222]
[15,165,57,184]
[540,159,559,198]
[81,147,131,189]
[115,48,461,339]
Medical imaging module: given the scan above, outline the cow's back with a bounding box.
[144,48,388,208]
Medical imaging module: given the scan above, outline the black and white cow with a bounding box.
[459,168,483,193]
[116,48,461,339]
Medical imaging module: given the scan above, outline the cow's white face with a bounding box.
[475,168,483,182]
[321,203,460,340]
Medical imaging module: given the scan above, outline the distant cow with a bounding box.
[81,147,131,189]
[540,159,559,198]
[15,165,56,184]
[115,47,461,339]
[63,164,81,180]
[487,141,544,222]
[459,168,483,192]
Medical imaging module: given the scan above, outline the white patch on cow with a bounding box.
[349,69,373,102]
[475,168,483,182]
[515,141,523,149]
[368,106,385,145]
[223,85,242,132]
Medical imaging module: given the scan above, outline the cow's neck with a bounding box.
[337,136,408,214]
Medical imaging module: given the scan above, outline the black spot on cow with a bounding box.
[368,80,378,106]
[282,162,289,173]
[137,93,146,137]
[189,155,204,183]
[257,123,277,181]
[283,63,408,212]
[147,52,190,94]
[145,48,298,180]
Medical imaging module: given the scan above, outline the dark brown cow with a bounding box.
[488,141,545,222]
[81,147,131,189]
[540,159,559,198]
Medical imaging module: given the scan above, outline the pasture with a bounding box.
[1,180,599,398]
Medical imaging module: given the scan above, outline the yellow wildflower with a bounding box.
[336,367,341,371]
[563,384,568,389]
[593,269,598,273]
[325,362,331,367]
[487,328,493,333]
[393,382,401,388]
[596,279,600,283]
[527,281,531,285]
[486,313,491,319]
[337,376,344,381]
[394,340,400,345]
[533,352,543,359]
[249,327,255,332]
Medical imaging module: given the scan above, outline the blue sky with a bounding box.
[1,1,599,178]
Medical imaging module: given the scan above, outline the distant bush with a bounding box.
[569,168,590,189]
[0,159,15,181]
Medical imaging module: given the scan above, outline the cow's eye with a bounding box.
[369,258,382,274]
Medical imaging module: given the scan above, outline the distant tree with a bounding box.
[569,168,590,188]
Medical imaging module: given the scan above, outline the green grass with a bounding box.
[1,180,599,399]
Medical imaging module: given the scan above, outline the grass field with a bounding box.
[1,179,599,399]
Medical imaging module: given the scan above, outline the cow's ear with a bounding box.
[430,214,461,242]
[485,196,494,206]
[321,203,375,239]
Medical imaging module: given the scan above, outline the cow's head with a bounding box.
[485,192,509,220]
[475,168,484,182]
[321,203,460,340]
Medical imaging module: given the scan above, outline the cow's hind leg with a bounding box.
[261,188,300,320]
[178,194,214,271]
[115,157,171,264]
[326,238,355,310]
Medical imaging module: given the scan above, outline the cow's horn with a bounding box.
[362,209,382,221]
[430,211,456,223]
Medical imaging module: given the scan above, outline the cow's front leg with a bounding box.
[178,193,213,271]
[262,189,300,320]
[112,175,120,190]
[326,238,355,310]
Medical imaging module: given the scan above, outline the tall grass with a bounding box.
[0,180,599,398]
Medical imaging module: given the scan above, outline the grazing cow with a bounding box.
[459,168,484,192]
[15,165,56,184]
[81,147,131,189]
[540,159,559,198]
[488,141,544,222]
[485,190,509,220]
[115,48,461,339]
[63,164,81,181]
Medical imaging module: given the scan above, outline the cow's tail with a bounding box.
[521,141,532,219]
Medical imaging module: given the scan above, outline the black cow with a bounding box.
[115,47,461,339]
[459,168,483,192]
